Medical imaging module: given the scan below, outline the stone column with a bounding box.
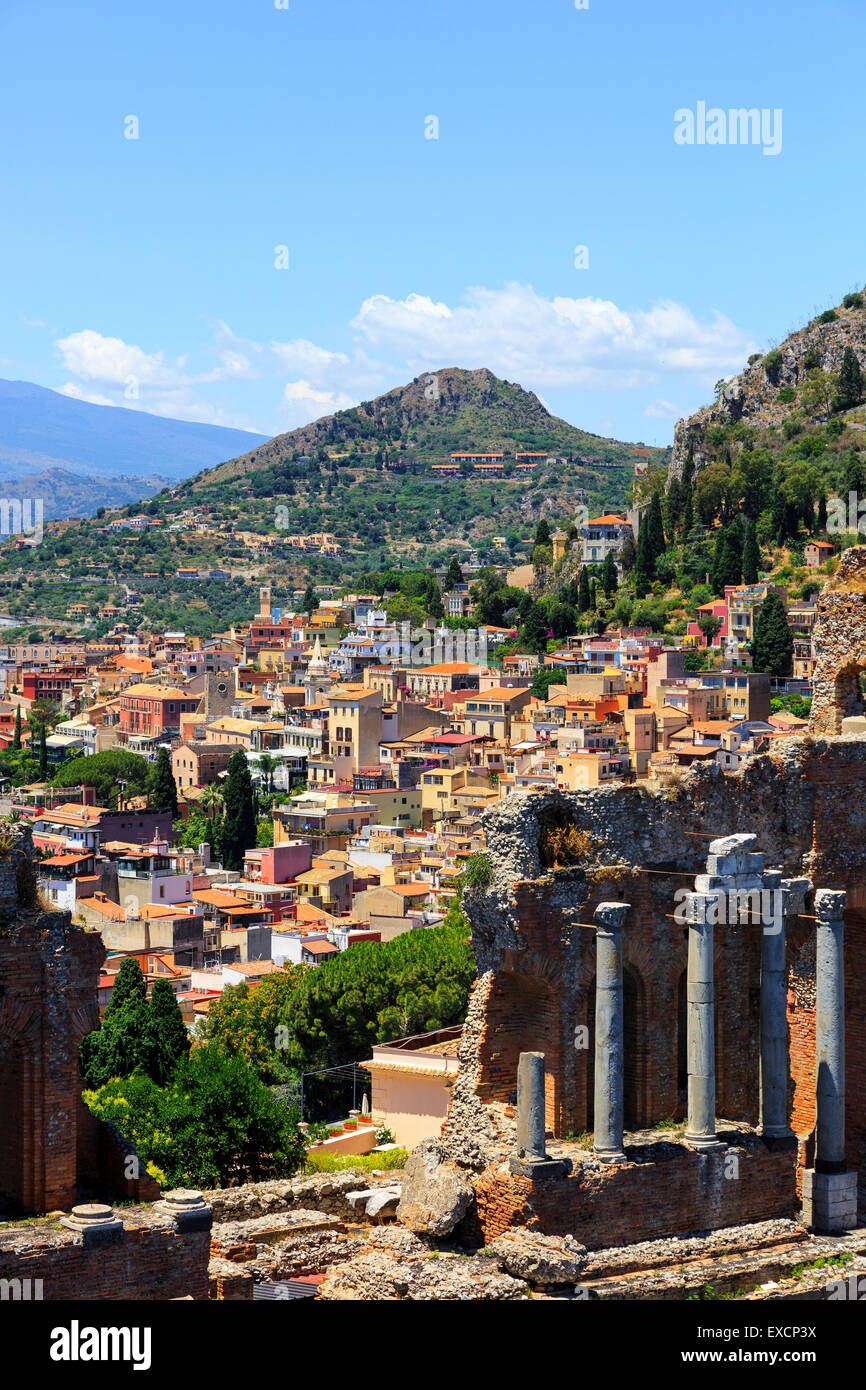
[683,892,723,1149]
[759,873,794,1141]
[802,889,858,1232]
[516,1051,547,1162]
[593,901,628,1163]
[509,1051,569,1180]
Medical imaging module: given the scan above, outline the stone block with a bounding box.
[708,833,758,855]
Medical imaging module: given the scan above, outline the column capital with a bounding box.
[814,888,847,921]
[593,901,628,931]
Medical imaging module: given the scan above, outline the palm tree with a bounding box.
[200,783,224,821]
[258,753,275,796]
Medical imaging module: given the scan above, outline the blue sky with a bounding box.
[2,0,865,446]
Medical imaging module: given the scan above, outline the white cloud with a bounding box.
[644,399,683,420]
[351,283,757,390]
[50,285,756,437]
[60,382,118,408]
[56,329,186,389]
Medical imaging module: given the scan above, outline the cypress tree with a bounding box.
[836,346,864,412]
[578,567,591,612]
[742,524,761,584]
[646,492,666,561]
[601,551,618,597]
[150,747,179,819]
[751,591,793,677]
[38,723,47,779]
[534,519,551,547]
[681,485,694,536]
[221,749,258,872]
[817,492,828,532]
[12,705,21,751]
[149,978,191,1085]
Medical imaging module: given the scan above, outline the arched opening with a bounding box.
[0,1041,25,1215]
[833,662,866,725]
[676,969,688,1118]
[623,966,647,1128]
[478,970,561,1132]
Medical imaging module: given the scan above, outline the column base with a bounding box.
[802,1169,858,1234]
[508,1154,571,1180]
[760,1128,797,1152]
[683,1133,726,1152]
[593,1146,627,1164]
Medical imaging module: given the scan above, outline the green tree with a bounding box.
[835,346,864,412]
[52,748,151,807]
[149,747,178,818]
[601,551,618,598]
[282,922,475,1080]
[444,556,464,589]
[742,523,761,584]
[12,705,21,752]
[519,604,549,655]
[534,519,551,547]
[83,1045,306,1189]
[577,567,592,613]
[531,666,568,698]
[751,591,793,677]
[221,749,257,871]
[79,959,190,1088]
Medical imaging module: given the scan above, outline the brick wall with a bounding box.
[473,1141,797,1249]
[0,1207,210,1300]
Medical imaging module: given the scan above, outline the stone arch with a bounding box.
[623,964,649,1128]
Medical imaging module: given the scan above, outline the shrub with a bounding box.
[843,293,864,310]
[816,309,838,324]
[304,1148,407,1174]
[764,350,783,380]
[777,387,796,404]
[803,346,822,370]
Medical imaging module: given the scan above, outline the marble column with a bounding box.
[683,892,722,1149]
[759,875,794,1141]
[593,901,629,1162]
[802,888,857,1233]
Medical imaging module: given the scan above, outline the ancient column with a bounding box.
[759,872,794,1141]
[802,889,857,1232]
[815,889,847,1172]
[683,892,722,1149]
[509,1051,569,1180]
[593,901,628,1162]
[516,1051,547,1162]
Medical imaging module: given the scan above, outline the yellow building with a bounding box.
[366,1026,462,1149]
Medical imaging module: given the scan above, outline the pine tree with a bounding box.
[150,747,178,819]
[578,567,591,612]
[836,346,864,412]
[520,604,549,655]
[220,750,258,872]
[742,524,761,584]
[843,449,864,496]
[751,591,793,677]
[12,705,21,751]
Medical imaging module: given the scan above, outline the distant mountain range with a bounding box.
[0,378,267,514]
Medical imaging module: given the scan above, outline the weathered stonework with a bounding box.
[809,546,866,735]
[439,731,866,1248]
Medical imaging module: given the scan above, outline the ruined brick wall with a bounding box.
[456,736,866,1179]
[809,545,866,735]
[0,826,105,1214]
[473,1142,797,1249]
[0,824,159,1216]
[0,1207,210,1300]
